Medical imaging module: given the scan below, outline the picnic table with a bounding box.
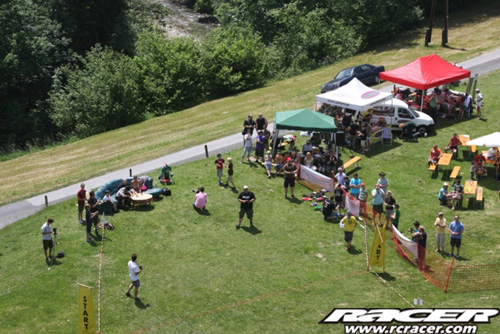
[459,134,476,158]
[481,150,497,165]
[464,180,478,195]
[438,153,453,176]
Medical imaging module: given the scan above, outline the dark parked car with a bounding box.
[321,64,385,93]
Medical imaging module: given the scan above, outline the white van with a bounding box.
[370,99,434,134]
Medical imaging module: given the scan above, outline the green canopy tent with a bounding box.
[272,108,338,156]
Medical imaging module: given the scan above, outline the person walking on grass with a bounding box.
[449,215,464,259]
[41,218,54,262]
[226,157,236,189]
[340,211,357,251]
[236,186,256,229]
[126,253,143,301]
[77,183,86,224]
[215,153,225,186]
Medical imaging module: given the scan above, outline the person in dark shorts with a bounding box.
[85,204,99,242]
[41,218,54,261]
[449,215,464,259]
[126,253,143,301]
[236,186,256,229]
[283,157,298,198]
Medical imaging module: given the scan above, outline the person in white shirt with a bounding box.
[475,88,483,119]
[41,218,54,261]
[126,253,143,301]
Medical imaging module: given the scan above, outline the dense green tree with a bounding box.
[201,25,269,97]
[0,0,70,150]
[134,32,204,115]
[48,46,144,137]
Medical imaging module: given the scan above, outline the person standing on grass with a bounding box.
[126,253,143,301]
[255,130,266,163]
[215,153,225,186]
[243,114,256,137]
[236,186,256,229]
[256,113,268,131]
[475,88,483,119]
[376,172,389,191]
[241,130,253,164]
[449,215,464,259]
[349,173,361,199]
[77,183,86,224]
[85,204,99,242]
[226,157,236,189]
[434,212,447,253]
[391,204,401,230]
[340,211,357,251]
[371,184,385,226]
[283,157,298,199]
[41,218,54,262]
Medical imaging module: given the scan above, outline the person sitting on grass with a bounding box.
[193,187,207,211]
[428,145,442,167]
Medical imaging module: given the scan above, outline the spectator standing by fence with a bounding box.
[434,212,447,253]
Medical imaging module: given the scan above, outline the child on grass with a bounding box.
[226,157,236,189]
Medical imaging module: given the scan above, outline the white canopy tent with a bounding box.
[316,78,393,112]
[466,132,500,147]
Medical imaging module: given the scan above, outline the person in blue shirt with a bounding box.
[449,215,464,259]
[349,173,362,199]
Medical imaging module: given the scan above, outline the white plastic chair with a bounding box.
[382,127,392,146]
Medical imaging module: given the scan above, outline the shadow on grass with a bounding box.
[377,272,396,282]
[132,205,155,212]
[47,258,63,266]
[347,245,363,255]
[286,196,302,204]
[135,299,151,309]
[194,207,211,216]
[242,225,262,235]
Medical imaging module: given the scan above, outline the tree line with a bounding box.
[1,0,472,152]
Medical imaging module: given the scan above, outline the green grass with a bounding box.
[2,75,500,333]
[1,1,500,205]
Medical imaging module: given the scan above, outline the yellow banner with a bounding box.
[77,283,96,334]
[369,225,386,267]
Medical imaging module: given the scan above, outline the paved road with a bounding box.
[1,49,499,230]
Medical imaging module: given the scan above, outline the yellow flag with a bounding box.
[369,225,386,267]
[77,283,96,334]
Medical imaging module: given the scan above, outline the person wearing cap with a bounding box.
[434,212,447,253]
[225,157,236,189]
[376,172,389,191]
[283,157,298,198]
[340,211,357,251]
[160,163,172,182]
[371,184,385,226]
[237,186,256,229]
[428,145,442,167]
[475,88,483,119]
[438,182,450,206]
[41,218,54,261]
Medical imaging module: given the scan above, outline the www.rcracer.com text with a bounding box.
[344,325,477,334]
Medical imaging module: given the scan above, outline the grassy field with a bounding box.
[1,2,500,205]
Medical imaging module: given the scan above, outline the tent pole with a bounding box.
[421,89,426,112]
[271,127,279,158]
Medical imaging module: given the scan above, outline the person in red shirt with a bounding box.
[428,145,442,167]
[445,133,461,154]
[77,183,86,224]
[214,153,225,186]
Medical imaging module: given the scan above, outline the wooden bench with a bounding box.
[470,145,476,154]
[428,164,437,171]
[449,166,461,180]
[476,187,483,209]
[342,156,361,170]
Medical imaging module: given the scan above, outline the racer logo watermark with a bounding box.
[319,308,499,334]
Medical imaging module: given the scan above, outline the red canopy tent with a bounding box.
[379,54,471,90]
